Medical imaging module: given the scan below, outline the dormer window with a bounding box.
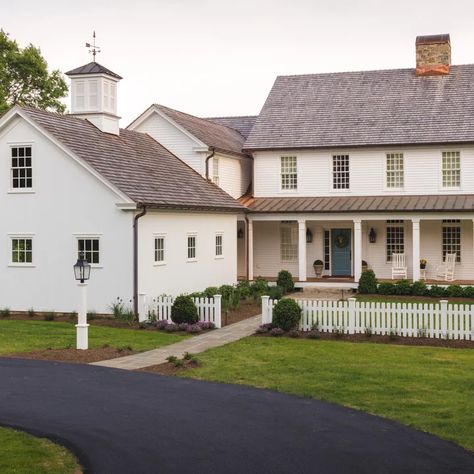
[11,146,33,190]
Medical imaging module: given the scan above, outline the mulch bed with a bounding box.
[222,301,261,326]
[137,359,200,375]
[256,331,474,348]
[5,346,137,364]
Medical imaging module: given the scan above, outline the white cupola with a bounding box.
[65,62,122,135]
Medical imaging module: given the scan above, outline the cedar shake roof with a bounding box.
[65,62,123,80]
[244,64,474,150]
[242,195,474,213]
[152,105,249,157]
[205,115,257,138]
[21,107,243,212]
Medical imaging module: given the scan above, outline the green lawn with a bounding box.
[0,427,80,474]
[181,337,474,451]
[0,320,187,355]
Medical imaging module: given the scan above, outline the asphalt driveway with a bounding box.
[0,358,473,474]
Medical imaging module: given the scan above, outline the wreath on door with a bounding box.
[334,233,349,248]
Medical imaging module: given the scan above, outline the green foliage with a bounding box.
[171,295,199,324]
[250,277,270,302]
[27,307,35,317]
[377,282,396,295]
[277,270,294,293]
[462,286,474,298]
[0,308,10,318]
[272,299,302,331]
[411,280,428,296]
[429,285,446,298]
[203,287,219,298]
[87,310,97,320]
[237,280,252,299]
[357,270,378,294]
[446,285,464,298]
[43,312,54,321]
[394,279,412,296]
[268,285,284,300]
[0,30,68,114]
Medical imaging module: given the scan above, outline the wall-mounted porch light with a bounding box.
[306,228,313,243]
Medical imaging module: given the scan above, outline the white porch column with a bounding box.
[298,219,307,281]
[353,219,362,282]
[248,219,254,281]
[412,218,421,282]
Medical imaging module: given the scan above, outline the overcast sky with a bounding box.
[3,0,474,125]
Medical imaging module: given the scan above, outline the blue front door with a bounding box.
[331,229,352,276]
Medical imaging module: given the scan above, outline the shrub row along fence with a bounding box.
[138,294,222,328]
[262,297,474,340]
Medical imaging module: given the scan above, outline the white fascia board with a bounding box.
[116,202,138,210]
[68,73,120,83]
[1,108,134,204]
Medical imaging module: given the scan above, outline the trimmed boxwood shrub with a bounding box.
[411,280,428,296]
[429,285,446,298]
[358,270,377,294]
[394,279,412,296]
[277,270,294,293]
[463,286,474,298]
[272,298,302,331]
[446,284,464,297]
[377,282,395,295]
[171,295,199,324]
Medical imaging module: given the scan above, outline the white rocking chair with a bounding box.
[436,253,456,282]
[391,253,408,279]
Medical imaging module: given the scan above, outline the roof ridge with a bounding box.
[205,115,258,120]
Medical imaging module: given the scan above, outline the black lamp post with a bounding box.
[73,251,91,349]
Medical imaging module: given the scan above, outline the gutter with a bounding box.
[133,206,147,317]
[205,147,216,180]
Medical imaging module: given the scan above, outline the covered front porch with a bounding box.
[239,211,474,287]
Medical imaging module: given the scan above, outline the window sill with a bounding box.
[187,259,198,263]
[153,262,167,267]
[215,256,224,260]
[8,190,35,194]
[8,264,35,268]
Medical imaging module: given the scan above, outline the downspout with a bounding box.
[133,205,147,317]
[205,147,216,180]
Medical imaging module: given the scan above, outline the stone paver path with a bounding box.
[92,315,261,370]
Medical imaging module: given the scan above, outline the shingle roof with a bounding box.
[242,195,474,213]
[21,107,243,211]
[153,105,249,157]
[244,64,474,150]
[205,115,257,138]
[65,62,122,80]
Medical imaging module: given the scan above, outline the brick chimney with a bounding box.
[416,34,451,76]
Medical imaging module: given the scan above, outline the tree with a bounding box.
[0,30,68,114]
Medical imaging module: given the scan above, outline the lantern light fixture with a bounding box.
[369,228,377,244]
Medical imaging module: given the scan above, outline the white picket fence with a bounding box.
[138,293,222,328]
[261,296,474,340]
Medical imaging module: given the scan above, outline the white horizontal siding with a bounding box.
[253,145,474,197]
[215,153,252,199]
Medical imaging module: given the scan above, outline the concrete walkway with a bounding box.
[92,315,261,370]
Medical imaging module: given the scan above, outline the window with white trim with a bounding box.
[11,146,33,190]
[77,238,100,265]
[442,151,460,188]
[442,220,461,262]
[280,223,298,261]
[187,235,197,260]
[280,156,297,190]
[75,81,85,109]
[10,237,33,265]
[386,220,404,262]
[386,153,404,188]
[154,236,165,263]
[212,157,219,185]
[88,80,98,108]
[333,155,350,189]
[215,233,223,257]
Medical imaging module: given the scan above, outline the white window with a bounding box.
[10,237,33,265]
[281,156,297,190]
[386,220,404,262]
[442,220,461,262]
[75,81,85,109]
[442,151,460,188]
[333,155,350,189]
[386,153,404,188]
[11,146,33,190]
[77,238,100,265]
[104,81,110,110]
[88,80,98,108]
[212,157,219,185]
[187,235,197,260]
[154,236,165,264]
[215,233,223,257]
[280,223,298,261]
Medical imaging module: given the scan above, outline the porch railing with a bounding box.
[261,297,474,340]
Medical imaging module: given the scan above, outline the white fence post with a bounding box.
[214,294,222,329]
[348,298,356,334]
[440,299,448,338]
[261,295,270,325]
[138,293,147,322]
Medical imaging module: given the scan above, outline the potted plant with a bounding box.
[362,260,368,272]
[313,259,324,277]
[420,259,427,269]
